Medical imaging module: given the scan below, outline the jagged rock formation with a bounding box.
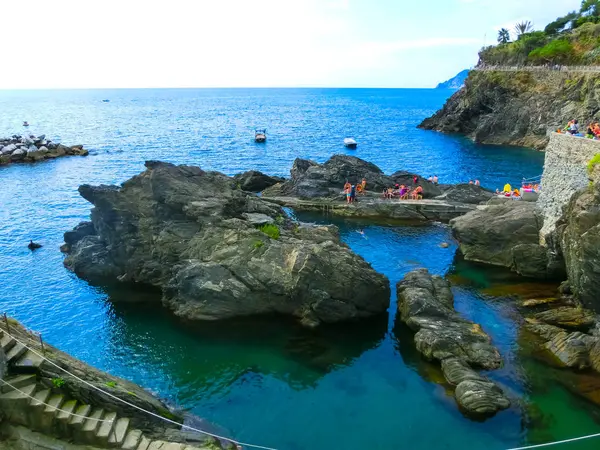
[62,161,390,327]
[556,164,600,312]
[262,155,442,199]
[419,70,600,150]
[0,134,87,165]
[395,269,509,416]
[450,201,565,279]
[0,318,232,449]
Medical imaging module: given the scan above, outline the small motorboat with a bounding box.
[255,128,267,143]
[344,138,357,149]
[102,99,110,103]
[23,121,29,127]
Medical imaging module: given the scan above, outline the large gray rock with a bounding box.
[557,180,600,312]
[64,161,390,327]
[1,144,16,155]
[263,155,440,199]
[395,269,509,417]
[450,201,564,279]
[233,170,284,192]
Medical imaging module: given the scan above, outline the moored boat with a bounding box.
[255,128,267,143]
[344,137,357,148]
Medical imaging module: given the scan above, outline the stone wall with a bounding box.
[539,133,600,243]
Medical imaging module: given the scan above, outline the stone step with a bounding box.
[30,388,51,409]
[136,436,151,450]
[6,342,28,363]
[121,428,143,450]
[82,408,105,440]
[0,383,37,426]
[39,394,65,431]
[108,417,130,447]
[0,333,16,353]
[1,374,37,393]
[29,387,52,430]
[13,349,45,372]
[96,411,117,445]
[56,399,78,422]
[69,404,92,428]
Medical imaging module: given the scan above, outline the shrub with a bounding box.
[587,154,600,174]
[258,224,280,240]
[253,240,264,249]
[105,381,117,388]
[52,377,66,388]
[529,39,574,63]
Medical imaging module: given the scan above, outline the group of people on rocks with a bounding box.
[382,184,424,200]
[558,118,600,140]
[468,179,480,186]
[343,178,367,204]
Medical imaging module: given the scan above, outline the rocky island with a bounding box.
[62,160,391,328]
[0,134,88,165]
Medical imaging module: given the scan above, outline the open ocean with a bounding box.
[2,88,597,450]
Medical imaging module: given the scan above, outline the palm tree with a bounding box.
[497,28,511,44]
[514,21,533,38]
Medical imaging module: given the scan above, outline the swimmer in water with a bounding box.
[357,229,367,238]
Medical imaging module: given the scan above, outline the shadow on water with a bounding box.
[95,280,389,394]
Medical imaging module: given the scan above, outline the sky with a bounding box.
[0,0,581,89]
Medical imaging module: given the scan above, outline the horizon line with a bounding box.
[0,85,449,92]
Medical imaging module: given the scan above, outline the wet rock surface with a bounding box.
[63,161,390,327]
[395,269,509,416]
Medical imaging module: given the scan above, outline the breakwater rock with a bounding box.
[63,161,390,327]
[419,70,600,150]
[0,134,87,165]
[395,269,509,416]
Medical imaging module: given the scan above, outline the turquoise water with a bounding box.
[1,88,598,449]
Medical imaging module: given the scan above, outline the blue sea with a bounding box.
[0,88,598,450]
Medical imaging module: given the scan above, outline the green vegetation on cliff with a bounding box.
[480,1,600,65]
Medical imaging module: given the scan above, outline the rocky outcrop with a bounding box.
[419,70,600,150]
[262,155,441,199]
[63,161,390,327]
[233,170,284,192]
[0,135,87,166]
[450,201,564,279]
[557,177,600,312]
[395,269,509,416]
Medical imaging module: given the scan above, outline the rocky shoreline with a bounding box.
[0,134,88,165]
[418,70,600,150]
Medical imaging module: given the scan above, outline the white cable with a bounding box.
[506,432,600,450]
[0,378,114,423]
[2,329,277,450]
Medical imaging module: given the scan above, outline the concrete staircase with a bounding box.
[0,330,219,450]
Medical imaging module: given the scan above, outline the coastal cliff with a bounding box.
[419,70,600,150]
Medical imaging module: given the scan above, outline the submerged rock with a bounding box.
[63,161,390,327]
[395,269,509,416]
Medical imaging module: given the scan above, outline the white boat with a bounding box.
[255,128,267,143]
[344,138,357,149]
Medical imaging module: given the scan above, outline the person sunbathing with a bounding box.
[411,186,423,200]
[400,186,410,200]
